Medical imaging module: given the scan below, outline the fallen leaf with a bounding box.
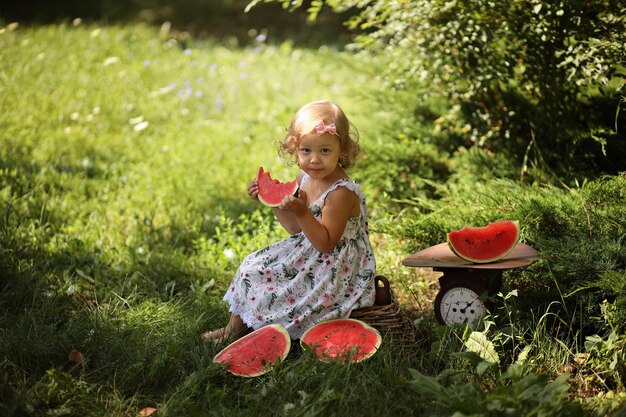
[68,350,84,364]
[573,353,589,365]
[139,407,158,416]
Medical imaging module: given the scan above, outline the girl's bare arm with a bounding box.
[280,187,358,253]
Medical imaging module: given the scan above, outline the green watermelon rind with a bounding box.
[213,323,291,377]
[447,220,520,264]
[300,318,382,363]
[257,167,299,207]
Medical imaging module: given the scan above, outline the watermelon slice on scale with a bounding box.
[447,220,520,264]
[300,318,382,363]
[213,324,291,377]
[256,167,299,207]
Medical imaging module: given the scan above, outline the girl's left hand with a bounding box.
[279,189,308,215]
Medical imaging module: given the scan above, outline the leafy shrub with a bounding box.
[358,134,449,203]
[408,348,584,416]
[575,300,626,392]
[263,0,626,182]
[386,174,626,335]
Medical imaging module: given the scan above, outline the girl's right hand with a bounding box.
[278,189,308,215]
[247,179,259,201]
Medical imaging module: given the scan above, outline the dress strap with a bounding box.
[300,172,310,187]
[321,179,369,225]
[320,179,366,206]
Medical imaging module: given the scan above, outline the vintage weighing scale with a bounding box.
[402,243,538,326]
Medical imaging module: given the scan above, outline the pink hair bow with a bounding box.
[314,120,338,136]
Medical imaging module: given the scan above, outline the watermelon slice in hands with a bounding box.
[256,167,298,207]
[447,220,520,264]
[300,318,382,363]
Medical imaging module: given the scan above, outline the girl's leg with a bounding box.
[201,313,248,341]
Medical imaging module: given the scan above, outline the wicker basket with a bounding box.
[350,276,416,348]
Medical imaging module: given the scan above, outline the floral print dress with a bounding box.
[223,175,376,339]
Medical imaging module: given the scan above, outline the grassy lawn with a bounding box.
[0,22,432,416]
[1,21,624,417]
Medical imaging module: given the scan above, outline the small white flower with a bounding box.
[133,121,149,132]
[223,249,235,259]
[129,116,144,125]
[158,83,177,95]
[103,56,120,66]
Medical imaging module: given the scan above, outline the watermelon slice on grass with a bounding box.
[300,318,382,363]
[447,220,520,264]
[257,167,298,207]
[213,324,291,377]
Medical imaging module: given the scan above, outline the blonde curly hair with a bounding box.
[278,100,360,169]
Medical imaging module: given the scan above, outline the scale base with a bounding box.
[433,268,503,325]
[403,243,538,326]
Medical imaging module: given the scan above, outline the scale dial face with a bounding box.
[437,286,486,326]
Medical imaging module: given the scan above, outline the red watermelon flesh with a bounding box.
[213,324,291,377]
[300,318,382,363]
[257,167,298,207]
[447,220,520,264]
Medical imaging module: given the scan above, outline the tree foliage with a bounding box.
[262,0,626,182]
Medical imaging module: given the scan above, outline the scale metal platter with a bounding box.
[402,242,538,270]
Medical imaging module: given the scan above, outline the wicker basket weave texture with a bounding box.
[350,276,416,344]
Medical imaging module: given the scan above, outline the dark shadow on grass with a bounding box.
[0,0,357,49]
[0,159,240,414]
[0,232,234,416]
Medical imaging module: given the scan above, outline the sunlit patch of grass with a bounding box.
[0,22,407,297]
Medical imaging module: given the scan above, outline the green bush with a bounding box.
[386,174,626,335]
[408,363,585,417]
[263,0,626,182]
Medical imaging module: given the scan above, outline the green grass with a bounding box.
[1,21,625,417]
[0,21,429,416]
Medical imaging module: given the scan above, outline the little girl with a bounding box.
[202,99,376,341]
